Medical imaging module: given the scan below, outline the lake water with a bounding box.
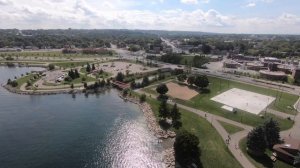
[0,66,164,168]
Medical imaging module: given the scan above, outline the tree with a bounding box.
[115,72,124,82]
[83,82,88,89]
[177,74,187,82]
[86,63,91,73]
[194,75,209,89]
[159,100,169,119]
[7,78,11,85]
[48,64,55,70]
[74,69,80,78]
[142,76,149,87]
[100,79,106,87]
[130,80,136,89]
[264,118,281,148]
[174,130,201,166]
[170,103,181,128]
[10,80,18,87]
[247,126,267,156]
[201,43,211,54]
[187,76,195,86]
[92,64,96,71]
[294,153,300,167]
[68,69,75,79]
[156,84,168,95]
[140,94,147,103]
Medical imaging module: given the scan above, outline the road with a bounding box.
[161,38,182,53]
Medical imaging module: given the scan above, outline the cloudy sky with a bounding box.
[0,0,299,34]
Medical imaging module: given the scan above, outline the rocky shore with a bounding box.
[3,84,110,95]
[119,93,176,168]
[3,84,78,95]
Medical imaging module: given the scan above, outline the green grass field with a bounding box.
[219,121,244,135]
[54,61,93,68]
[142,77,295,130]
[0,51,115,58]
[144,97,242,168]
[190,76,298,115]
[15,73,40,89]
[64,74,96,84]
[239,138,292,168]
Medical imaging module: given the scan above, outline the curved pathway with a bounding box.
[137,90,255,168]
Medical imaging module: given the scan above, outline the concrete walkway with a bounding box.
[266,109,295,119]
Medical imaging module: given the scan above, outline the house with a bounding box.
[273,137,300,165]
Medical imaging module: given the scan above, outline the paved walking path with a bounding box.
[266,109,294,119]
[137,90,255,168]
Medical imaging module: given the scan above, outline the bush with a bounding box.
[174,130,201,166]
[81,77,86,82]
[48,64,55,70]
[10,80,18,87]
[140,94,147,103]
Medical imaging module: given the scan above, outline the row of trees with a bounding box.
[86,63,96,73]
[155,83,201,166]
[66,69,80,80]
[247,118,281,156]
[84,79,111,90]
[7,79,18,87]
[186,75,209,89]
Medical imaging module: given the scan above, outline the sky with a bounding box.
[0,0,299,34]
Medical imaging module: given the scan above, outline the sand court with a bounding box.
[166,82,199,100]
[211,88,275,115]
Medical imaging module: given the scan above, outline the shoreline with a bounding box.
[3,81,176,167]
[118,93,176,168]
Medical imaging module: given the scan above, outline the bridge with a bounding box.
[111,81,130,90]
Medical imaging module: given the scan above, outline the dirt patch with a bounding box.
[166,82,199,100]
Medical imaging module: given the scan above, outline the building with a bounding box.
[278,64,293,74]
[292,68,300,83]
[230,54,259,62]
[223,60,240,69]
[263,57,281,63]
[259,70,287,81]
[246,62,266,71]
[273,138,300,165]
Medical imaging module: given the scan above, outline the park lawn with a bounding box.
[200,76,298,115]
[239,138,292,168]
[180,56,194,65]
[53,61,92,68]
[64,74,96,85]
[80,67,113,79]
[219,121,244,135]
[15,73,40,89]
[145,97,242,168]
[142,79,294,131]
[0,51,113,58]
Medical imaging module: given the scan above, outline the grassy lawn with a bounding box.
[144,97,242,168]
[15,73,40,89]
[53,61,92,68]
[180,56,194,65]
[63,74,96,84]
[142,77,294,131]
[0,51,115,58]
[219,121,244,135]
[190,76,298,115]
[239,138,292,168]
[80,67,113,79]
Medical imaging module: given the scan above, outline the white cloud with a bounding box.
[0,0,299,34]
[181,0,198,4]
[246,2,256,7]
